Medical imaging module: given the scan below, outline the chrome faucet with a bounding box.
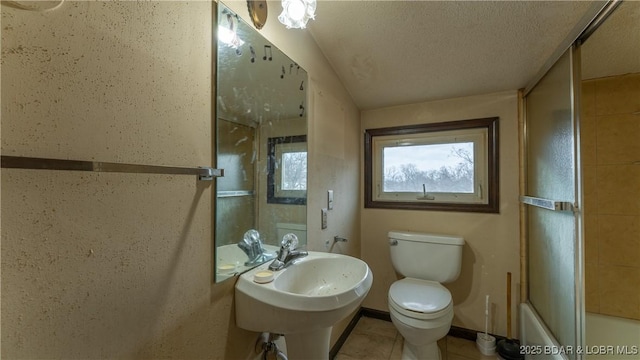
[333,236,348,243]
[238,229,276,266]
[269,233,308,271]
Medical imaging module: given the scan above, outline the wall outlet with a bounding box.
[321,208,328,229]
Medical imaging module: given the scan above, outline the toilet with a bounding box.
[387,231,465,360]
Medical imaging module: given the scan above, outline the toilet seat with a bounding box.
[389,278,453,321]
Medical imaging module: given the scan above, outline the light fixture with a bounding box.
[278,0,316,29]
[247,0,268,30]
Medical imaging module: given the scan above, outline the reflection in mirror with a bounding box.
[215,3,308,282]
[268,135,307,205]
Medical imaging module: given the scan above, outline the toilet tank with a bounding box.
[388,231,464,283]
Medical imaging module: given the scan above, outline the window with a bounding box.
[364,117,499,213]
[281,150,307,190]
[268,135,307,205]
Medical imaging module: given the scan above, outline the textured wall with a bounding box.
[360,91,521,337]
[1,1,211,164]
[1,0,362,357]
[0,1,259,358]
[582,73,640,321]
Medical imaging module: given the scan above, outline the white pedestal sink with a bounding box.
[235,251,373,359]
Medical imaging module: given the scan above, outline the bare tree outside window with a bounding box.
[281,152,307,190]
[383,143,474,193]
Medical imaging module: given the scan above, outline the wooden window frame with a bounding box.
[364,117,499,213]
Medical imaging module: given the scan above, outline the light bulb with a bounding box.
[287,0,306,21]
[278,0,316,29]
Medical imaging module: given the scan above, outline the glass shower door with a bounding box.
[524,46,584,359]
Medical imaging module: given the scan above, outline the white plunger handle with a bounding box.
[485,294,489,335]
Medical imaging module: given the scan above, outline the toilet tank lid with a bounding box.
[388,231,464,245]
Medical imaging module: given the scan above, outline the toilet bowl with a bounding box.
[389,278,453,359]
[387,231,464,360]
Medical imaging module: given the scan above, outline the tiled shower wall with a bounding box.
[582,72,640,320]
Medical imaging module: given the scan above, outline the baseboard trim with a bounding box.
[329,308,363,360]
[448,325,509,343]
[330,307,511,358]
[360,307,391,322]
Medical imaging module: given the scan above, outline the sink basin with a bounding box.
[235,251,373,359]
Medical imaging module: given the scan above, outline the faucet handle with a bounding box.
[281,233,299,250]
[243,229,261,244]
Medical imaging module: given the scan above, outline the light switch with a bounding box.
[321,208,328,229]
[328,190,334,210]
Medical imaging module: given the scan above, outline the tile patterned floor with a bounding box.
[336,316,497,360]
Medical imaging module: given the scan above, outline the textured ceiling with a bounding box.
[307,1,597,110]
[582,0,640,80]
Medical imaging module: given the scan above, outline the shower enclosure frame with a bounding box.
[520,1,622,358]
[522,45,585,359]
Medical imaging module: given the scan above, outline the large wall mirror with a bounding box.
[215,3,308,282]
